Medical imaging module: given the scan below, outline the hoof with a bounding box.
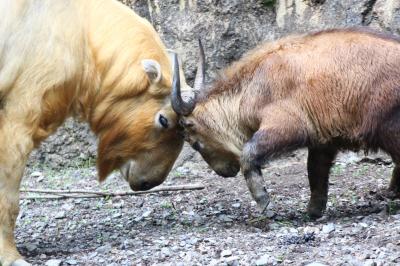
[11,259,31,266]
[255,192,270,214]
[307,199,327,219]
[387,186,400,199]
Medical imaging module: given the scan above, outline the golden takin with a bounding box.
[0,0,185,265]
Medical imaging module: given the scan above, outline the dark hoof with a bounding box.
[307,199,327,219]
[386,188,400,199]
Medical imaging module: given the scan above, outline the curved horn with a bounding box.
[171,53,196,116]
[194,38,206,93]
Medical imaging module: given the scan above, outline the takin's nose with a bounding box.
[215,162,240,178]
[129,180,157,191]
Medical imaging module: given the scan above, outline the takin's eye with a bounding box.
[158,114,169,128]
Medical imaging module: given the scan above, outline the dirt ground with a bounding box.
[18,150,400,266]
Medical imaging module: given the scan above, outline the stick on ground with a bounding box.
[20,184,205,200]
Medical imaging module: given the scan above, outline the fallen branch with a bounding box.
[20,184,205,200]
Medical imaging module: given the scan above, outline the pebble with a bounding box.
[322,223,335,234]
[45,259,62,266]
[232,203,241,208]
[95,244,112,254]
[142,209,152,218]
[305,263,328,266]
[55,211,66,219]
[161,247,171,257]
[25,243,37,253]
[221,249,232,257]
[304,226,320,234]
[65,259,78,265]
[255,254,275,266]
[225,256,240,266]
[363,260,377,266]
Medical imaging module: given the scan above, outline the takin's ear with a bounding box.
[142,59,162,83]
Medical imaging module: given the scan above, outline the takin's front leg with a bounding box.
[0,124,33,266]
[306,146,338,218]
[240,107,309,213]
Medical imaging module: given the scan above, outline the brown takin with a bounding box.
[0,0,186,265]
[172,28,400,220]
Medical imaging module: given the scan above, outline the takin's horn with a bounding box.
[193,38,206,93]
[171,53,196,116]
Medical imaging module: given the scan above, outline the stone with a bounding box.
[95,244,112,254]
[161,247,171,257]
[256,254,275,266]
[305,263,328,266]
[221,249,232,257]
[65,259,78,265]
[322,223,335,234]
[45,260,62,266]
[232,203,241,208]
[55,211,66,219]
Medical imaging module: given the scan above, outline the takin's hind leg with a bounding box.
[389,165,400,197]
[0,124,33,266]
[306,146,338,218]
[377,111,400,198]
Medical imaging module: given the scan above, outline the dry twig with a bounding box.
[20,184,205,200]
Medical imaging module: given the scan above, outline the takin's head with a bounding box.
[94,54,188,191]
[170,41,240,178]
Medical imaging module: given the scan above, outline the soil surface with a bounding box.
[18,150,400,266]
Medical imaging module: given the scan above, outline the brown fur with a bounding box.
[0,1,183,264]
[182,27,400,218]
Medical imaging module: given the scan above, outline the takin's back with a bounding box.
[240,28,400,144]
[0,0,172,143]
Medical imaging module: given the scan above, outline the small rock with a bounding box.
[45,259,62,266]
[305,263,328,266]
[219,215,234,223]
[189,237,198,245]
[112,212,122,219]
[55,211,66,219]
[232,203,241,208]
[322,223,335,234]
[61,203,74,211]
[265,210,276,219]
[95,244,112,254]
[65,259,78,265]
[161,247,171,257]
[221,249,232,257]
[304,226,320,234]
[226,256,240,266]
[142,209,152,218]
[256,254,274,266]
[25,243,37,253]
[364,260,377,266]
[31,171,44,182]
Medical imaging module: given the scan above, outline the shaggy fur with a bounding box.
[0,1,182,265]
[181,27,400,219]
